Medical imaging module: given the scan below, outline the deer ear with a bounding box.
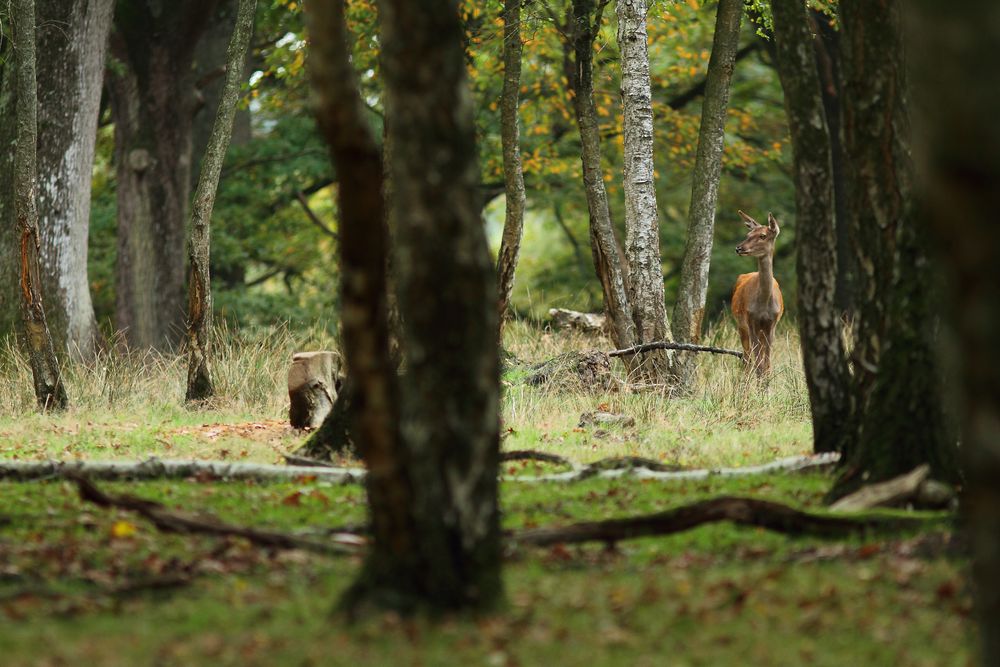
[738,210,759,230]
[767,213,780,236]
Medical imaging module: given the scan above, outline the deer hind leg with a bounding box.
[749,325,768,379]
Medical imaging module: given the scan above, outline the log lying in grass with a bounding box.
[608,340,744,360]
[0,453,838,484]
[0,458,364,483]
[829,465,957,512]
[510,496,939,547]
[548,308,607,333]
[523,350,615,390]
[73,476,363,555]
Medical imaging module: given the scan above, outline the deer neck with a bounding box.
[756,253,774,304]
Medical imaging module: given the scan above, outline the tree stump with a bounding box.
[287,351,342,429]
[523,350,614,391]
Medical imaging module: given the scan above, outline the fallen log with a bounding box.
[500,450,573,466]
[608,340,744,360]
[73,476,363,556]
[0,458,363,483]
[511,496,939,547]
[548,308,607,333]
[829,465,957,512]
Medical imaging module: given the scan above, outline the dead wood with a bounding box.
[608,340,744,359]
[523,350,614,390]
[829,465,956,512]
[579,456,685,474]
[548,308,608,333]
[283,454,337,468]
[500,450,573,466]
[287,350,342,429]
[0,458,364,483]
[72,476,363,556]
[510,496,936,547]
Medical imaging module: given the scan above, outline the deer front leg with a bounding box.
[757,324,776,378]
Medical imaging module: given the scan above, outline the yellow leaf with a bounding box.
[111,520,138,539]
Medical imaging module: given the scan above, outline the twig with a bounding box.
[295,190,338,239]
[511,496,938,547]
[500,450,573,466]
[72,476,363,556]
[608,340,744,359]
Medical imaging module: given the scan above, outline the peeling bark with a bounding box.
[617,0,673,382]
[184,0,257,401]
[671,0,742,386]
[12,0,68,410]
[771,0,850,454]
[495,0,527,332]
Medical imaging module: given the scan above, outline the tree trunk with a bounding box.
[566,0,636,352]
[12,0,69,410]
[810,11,855,316]
[107,1,221,350]
[908,2,1000,659]
[0,36,18,337]
[495,0,527,334]
[30,0,113,359]
[671,0,742,384]
[617,0,673,383]
[770,0,850,454]
[837,0,909,456]
[829,0,958,498]
[184,0,257,401]
[362,0,503,612]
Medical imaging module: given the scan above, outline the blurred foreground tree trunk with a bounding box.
[770,0,849,454]
[617,0,674,384]
[908,7,996,660]
[495,0,527,334]
[308,0,502,613]
[830,0,958,497]
[565,0,636,352]
[671,0,742,385]
[31,0,113,359]
[12,0,68,410]
[185,0,257,401]
[107,0,221,350]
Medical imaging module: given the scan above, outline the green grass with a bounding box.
[0,322,974,665]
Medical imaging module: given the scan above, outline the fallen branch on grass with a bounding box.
[829,465,957,512]
[0,453,838,484]
[510,496,939,547]
[500,450,573,466]
[608,340,744,359]
[0,458,363,483]
[72,476,364,556]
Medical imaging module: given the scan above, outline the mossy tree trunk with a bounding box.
[671,0,742,385]
[829,0,958,497]
[495,0,527,334]
[617,0,674,383]
[184,0,257,401]
[308,0,502,613]
[908,4,999,659]
[12,0,68,410]
[0,32,18,336]
[770,0,850,454]
[107,1,221,350]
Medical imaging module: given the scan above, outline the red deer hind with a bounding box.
[731,210,784,377]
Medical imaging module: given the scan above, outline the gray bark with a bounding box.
[0,34,17,336]
[908,2,1000,659]
[671,0,742,382]
[771,0,850,454]
[12,0,68,410]
[495,0,527,332]
[617,0,673,381]
[567,0,636,351]
[185,0,257,401]
[107,1,221,350]
[32,0,113,359]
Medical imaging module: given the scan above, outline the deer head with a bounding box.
[735,210,780,258]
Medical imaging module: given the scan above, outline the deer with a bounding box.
[731,210,784,378]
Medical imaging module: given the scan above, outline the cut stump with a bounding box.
[288,351,342,429]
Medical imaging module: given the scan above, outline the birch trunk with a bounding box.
[495,0,527,333]
[671,0,742,383]
[12,0,69,410]
[770,0,850,454]
[32,0,112,360]
[908,1,1000,658]
[617,0,673,382]
[184,0,257,401]
[567,0,636,351]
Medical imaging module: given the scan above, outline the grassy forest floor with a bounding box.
[0,322,973,665]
